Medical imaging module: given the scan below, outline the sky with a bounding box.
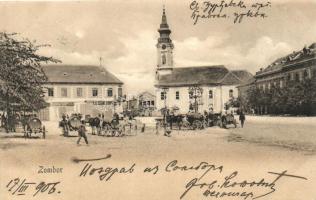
[1,0,316,95]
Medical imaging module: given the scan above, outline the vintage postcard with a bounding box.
[0,0,316,199]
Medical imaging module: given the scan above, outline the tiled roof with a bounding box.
[156,66,252,87]
[231,70,254,82]
[42,65,123,84]
[256,43,316,76]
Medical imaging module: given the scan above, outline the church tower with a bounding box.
[156,6,174,79]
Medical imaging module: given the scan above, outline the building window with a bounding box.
[295,73,300,81]
[229,89,234,98]
[175,91,180,100]
[92,88,98,97]
[161,91,166,100]
[76,88,83,97]
[208,90,213,99]
[61,88,68,97]
[151,101,155,106]
[287,74,291,81]
[304,70,309,79]
[118,87,123,97]
[162,54,166,65]
[107,88,113,97]
[48,88,54,97]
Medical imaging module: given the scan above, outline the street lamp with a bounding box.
[188,85,203,113]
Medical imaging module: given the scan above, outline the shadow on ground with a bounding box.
[227,133,316,155]
[0,142,29,150]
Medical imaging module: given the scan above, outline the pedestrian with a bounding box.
[0,114,3,128]
[61,114,69,136]
[77,120,89,145]
[239,111,246,128]
[97,114,102,135]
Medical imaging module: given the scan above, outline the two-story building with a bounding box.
[255,43,316,90]
[39,65,123,121]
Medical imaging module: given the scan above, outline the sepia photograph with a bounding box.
[0,0,316,199]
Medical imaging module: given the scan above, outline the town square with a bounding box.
[1,0,316,200]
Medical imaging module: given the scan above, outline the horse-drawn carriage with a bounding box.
[157,109,238,131]
[24,117,46,139]
[158,112,206,130]
[88,112,132,137]
[59,114,81,136]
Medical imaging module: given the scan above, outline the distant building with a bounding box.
[255,43,316,90]
[124,92,156,117]
[154,8,252,114]
[248,43,316,114]
[39,65,123,121]
[138,91,156,116]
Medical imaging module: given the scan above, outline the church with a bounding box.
[154,8,253,114]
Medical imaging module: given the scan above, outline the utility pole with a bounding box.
[161,87,169,135]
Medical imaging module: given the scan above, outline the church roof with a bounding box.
[42,65,123,84]
[156,66,252,87]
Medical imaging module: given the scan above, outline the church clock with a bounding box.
[156,7,174,78]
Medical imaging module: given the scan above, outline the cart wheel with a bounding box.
[181,121,190,129]
[42,126,46,139]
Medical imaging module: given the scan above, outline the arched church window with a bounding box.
[208,90,213,99]
[229,89,234,98]
[162,54,166,65]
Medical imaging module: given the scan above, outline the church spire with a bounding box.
[160,5,168,28]
[158,5,172,44]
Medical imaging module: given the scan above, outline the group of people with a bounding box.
[60,112,128,145]
[162,107,246,131]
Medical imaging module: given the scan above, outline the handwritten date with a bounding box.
[6,178,61,197]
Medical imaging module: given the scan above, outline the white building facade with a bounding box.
[39,65,124,121]
[155,85,238,114]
